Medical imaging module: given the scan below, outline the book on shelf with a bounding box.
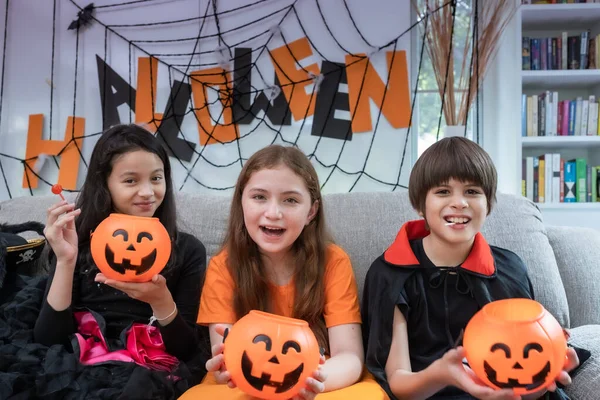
[522,155,600,203]
[522,92,600,136]
[522,31,597,70]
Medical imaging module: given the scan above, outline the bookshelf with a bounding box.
[537,202,600,210]
[519,2,600,228]
[522,69,600,87]
[522,135,600,148]
[521,3,600,28]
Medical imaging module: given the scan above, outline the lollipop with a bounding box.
[51,184,65,201]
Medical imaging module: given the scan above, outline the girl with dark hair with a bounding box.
[180,145,387,399]
[28,124,210,397]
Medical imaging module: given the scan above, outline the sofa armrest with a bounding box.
[546,226,600,328]
[564,325,600,400]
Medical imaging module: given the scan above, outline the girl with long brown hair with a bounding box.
[181,145,387,399]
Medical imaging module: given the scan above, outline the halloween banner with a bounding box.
[0,0,413,200]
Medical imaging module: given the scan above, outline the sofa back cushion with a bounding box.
[175,193,229,258]
[546,226,600,328]
[323,191,570,327]
[0,191,570,326]
[481,194,570,327]
[0,194,75,227]
[0,192,228,259]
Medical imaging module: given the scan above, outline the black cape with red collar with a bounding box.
[362,220,535,399]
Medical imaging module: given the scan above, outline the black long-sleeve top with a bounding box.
[33,232,209,362]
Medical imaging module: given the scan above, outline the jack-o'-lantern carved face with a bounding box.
[242,334,305,394]
[91,214,171,282]
[224,310,320,400]
[464,298,567,395]
[483,341,551,391]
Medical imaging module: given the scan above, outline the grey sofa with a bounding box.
[1,191,598,399]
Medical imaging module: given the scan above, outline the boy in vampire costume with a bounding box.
[361,137,589,400]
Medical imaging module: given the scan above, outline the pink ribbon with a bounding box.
[74,311,178,372]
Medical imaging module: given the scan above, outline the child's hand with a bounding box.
[291,354,327,400]
[94,273,171,308]
[520,344,580,400]
[438,347,521,400]
[44,200,81,265]
[205,325,236,388]
[547,346,580,391]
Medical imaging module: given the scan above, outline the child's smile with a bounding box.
[444,214,473,231]
[260,225,286,237]
[444,215,471,226]
[423,178,487,249]
[242,165,317,260]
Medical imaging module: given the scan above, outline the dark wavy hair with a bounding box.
[74,124,177,271]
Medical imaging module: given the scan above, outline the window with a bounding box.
[412,0,478,157]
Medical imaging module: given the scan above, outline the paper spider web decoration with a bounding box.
[0,0,459,200]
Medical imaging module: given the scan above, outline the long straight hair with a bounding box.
[75,124,177,271]
[224,145,331,351]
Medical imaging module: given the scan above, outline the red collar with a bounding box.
[383,220,495,276]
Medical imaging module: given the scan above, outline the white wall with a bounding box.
[0,0,412,201]
[481,3,522,197]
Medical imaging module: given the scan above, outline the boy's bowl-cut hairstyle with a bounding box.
[408,137,497,215]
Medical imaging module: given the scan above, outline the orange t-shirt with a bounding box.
[197,244,361,327]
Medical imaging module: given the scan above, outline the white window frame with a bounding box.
[410,1,479,162]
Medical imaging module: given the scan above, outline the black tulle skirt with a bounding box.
[0,275,206,400]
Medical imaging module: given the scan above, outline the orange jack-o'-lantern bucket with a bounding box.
[90,213,171,282]
[464,298,567,395]
[223,310,321,400]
